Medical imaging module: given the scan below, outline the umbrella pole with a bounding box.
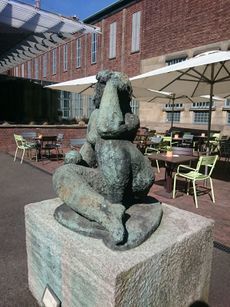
[170,94,175,130]
[207,64,215,155]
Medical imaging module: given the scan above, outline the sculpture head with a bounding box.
[93,70,133,114]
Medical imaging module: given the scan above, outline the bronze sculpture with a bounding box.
[53,71,163,250]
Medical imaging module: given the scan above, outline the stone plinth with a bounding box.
[25,198,214,307]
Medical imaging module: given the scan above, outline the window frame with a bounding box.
[27,61,31,78]
[63,44,68,72]
[193,111,209,124]
[166,111,181,123]
[76,38,81,68]
[34,58,39,79]
[166,57,187,66]
[109,22,117,59]
[42,54,47,78]
[52,48,57,75]
[91,33,97,64]
[131,11,141,53]
[130,99,139,115]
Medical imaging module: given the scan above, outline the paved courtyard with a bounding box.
[1,151,229,306]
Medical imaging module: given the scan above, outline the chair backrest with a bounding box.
[41,136,57,148]
[196,155,218,176]
[150,136,162,144]
[219,139,230,157]
[211,133,220,140]
[14,134,25,146]
[172,146,193,156]
[21,131,37,140]
[181,134,194,146]
[57,133,64,143]
[160,136,172,149]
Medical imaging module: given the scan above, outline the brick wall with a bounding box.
[9,0,230,80]
[142,0,230,58]
[0,126,87,152]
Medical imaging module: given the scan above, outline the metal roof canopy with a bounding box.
[0,0,99,73]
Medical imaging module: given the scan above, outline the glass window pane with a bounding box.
[193,111,209,123]
[91,33,97,64]
[166,112,180,122]
[76,38,81,68]
[130,99,139,115]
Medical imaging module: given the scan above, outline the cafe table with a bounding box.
[147,152,198,198]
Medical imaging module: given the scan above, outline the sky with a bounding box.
[21,0,118,20]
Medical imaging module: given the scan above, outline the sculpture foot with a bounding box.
[100,202,126,245]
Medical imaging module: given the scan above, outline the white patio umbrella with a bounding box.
[144,89,194,129]
[45,75,162,100]
[131,50,230,151]
[46,75,97,95]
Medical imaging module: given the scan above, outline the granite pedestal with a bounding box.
[25,198,214,307]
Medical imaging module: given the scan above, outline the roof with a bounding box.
[0,0,99,73]
[84,0,136,24]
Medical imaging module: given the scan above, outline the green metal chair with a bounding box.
[14,134,37,164]
[172,155,218,208]
[144,136,162,172]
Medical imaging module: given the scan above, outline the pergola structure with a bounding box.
[0,0,99,73]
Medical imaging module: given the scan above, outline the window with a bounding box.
[192,101,213,109]
[165,103,183,110]
[59,91,70,118]
[166,57,187,65]
[43,54,47,77]
[87,96,95,117]
[15,67,19,77]
[225,98,230,108]
[194,111,209,124]
[27,61,31,78]
[130,99,139,115]
[109,22,116,59]
[131,11,141,52]
[76,38,81,68]
[166,111,180,123]
[63,44,68,71]
[34,58,39,79]
[73,93,83,118]
[21,64,24,77]
[52,49,57,75]
[91,33,97,64]
[227,112,230,124]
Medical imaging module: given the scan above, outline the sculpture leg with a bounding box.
[97,140,131,204]
[53,164,125,244]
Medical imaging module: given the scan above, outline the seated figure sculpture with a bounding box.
[53,70,163,250]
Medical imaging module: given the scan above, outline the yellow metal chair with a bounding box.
[14,134,37,164]
[144,136,162,172]
[172,155,218,208]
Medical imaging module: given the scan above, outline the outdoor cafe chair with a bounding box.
[40,136,60,161]
[55,133,64,157]
[21,131,37,141]
[180,134,194,148]
[13,134,38,164]
[144,136,162,173]
[172,155,218,208]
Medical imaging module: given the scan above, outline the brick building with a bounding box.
[8,0,230,133]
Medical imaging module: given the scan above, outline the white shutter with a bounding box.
[109,22,117,59]
[131,11,141,52]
